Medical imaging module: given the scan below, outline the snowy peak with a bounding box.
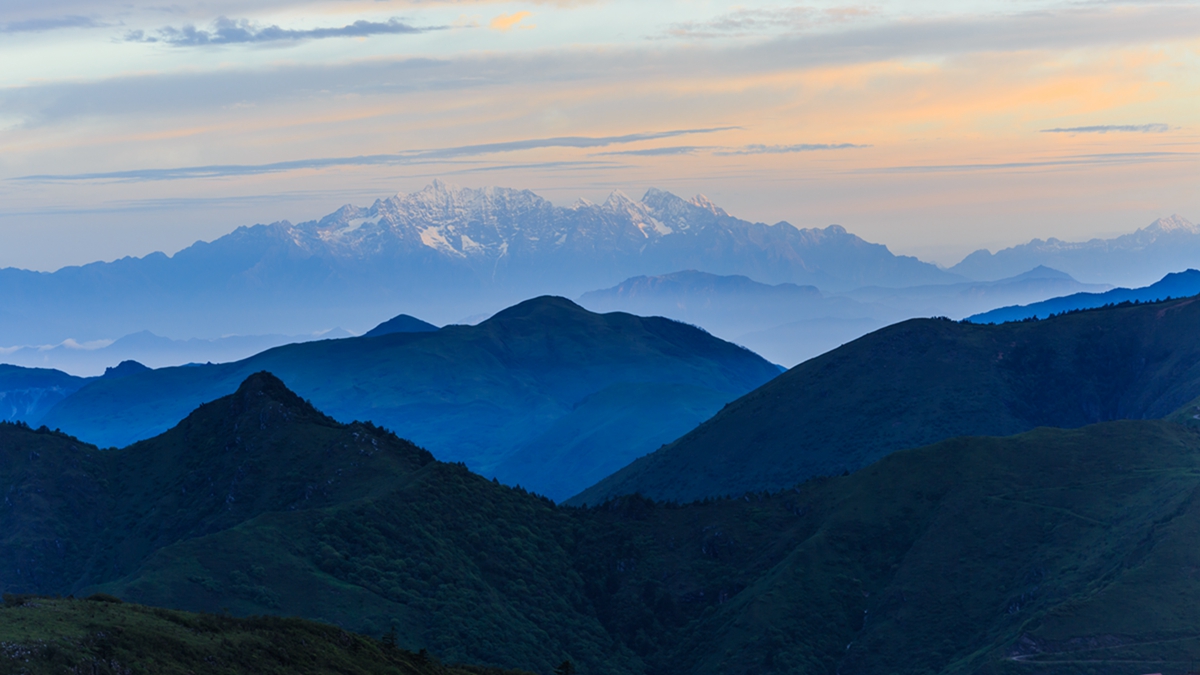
[601,189,670,238]
[602,189,635,209]
[688,194,728,217]
[1144,214,1197,234]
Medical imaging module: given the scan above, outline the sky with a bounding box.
[0,0,1197,271]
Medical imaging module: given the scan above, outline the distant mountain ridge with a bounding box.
[952,214,1199,286]
[0,328,352,377]
[968,269,1200,324]
[579,266,1107,366]
[0,181,958,345]
[578,271,863,332]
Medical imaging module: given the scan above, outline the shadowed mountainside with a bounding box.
[571,294,1200,505]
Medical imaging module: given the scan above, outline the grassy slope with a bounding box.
[0,594,531,675]
[571,295,1200,505]
[38,297,778,498]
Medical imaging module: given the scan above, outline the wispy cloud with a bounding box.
[2,15,104,33]
[1040,123,1172,134]
[11,127,737,182]
[863,152,1197,173]
[717,143,869,155]
[431,160,627,177]
[413,128,737,159]
[661,5,872,40]
[591,145,708,157]
[7,5,1200,129]
[594,143,867,157]
[125,16,441,46]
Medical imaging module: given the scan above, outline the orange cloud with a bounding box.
[490,11,532,31]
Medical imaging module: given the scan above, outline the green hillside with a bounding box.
[570,295,1200,505]
[37,296,780,500]
[0,594,531,675]
[11,372,1200,673]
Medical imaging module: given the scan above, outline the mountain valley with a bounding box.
[952,214,1200,286]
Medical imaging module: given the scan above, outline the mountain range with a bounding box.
[571,293,1200,505]
[27,296,780,501]
[0,181,957,347]
[10,369,1200,674]
[968,268,1200,324]
[951,214,1200,286]
[579,266,1108,366]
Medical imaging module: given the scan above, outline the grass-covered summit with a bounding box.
[571,294,1200,505]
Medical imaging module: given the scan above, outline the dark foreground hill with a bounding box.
[0,373,637,674]
[36,296,780,500]
[12,372,1200,673]
[0,594,530,675]
[968,268,1200,324]
[571,294,1200,505]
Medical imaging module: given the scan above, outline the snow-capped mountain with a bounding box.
[951,215,1200,286]
[221,180,955,291]
[0,181,958,345]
